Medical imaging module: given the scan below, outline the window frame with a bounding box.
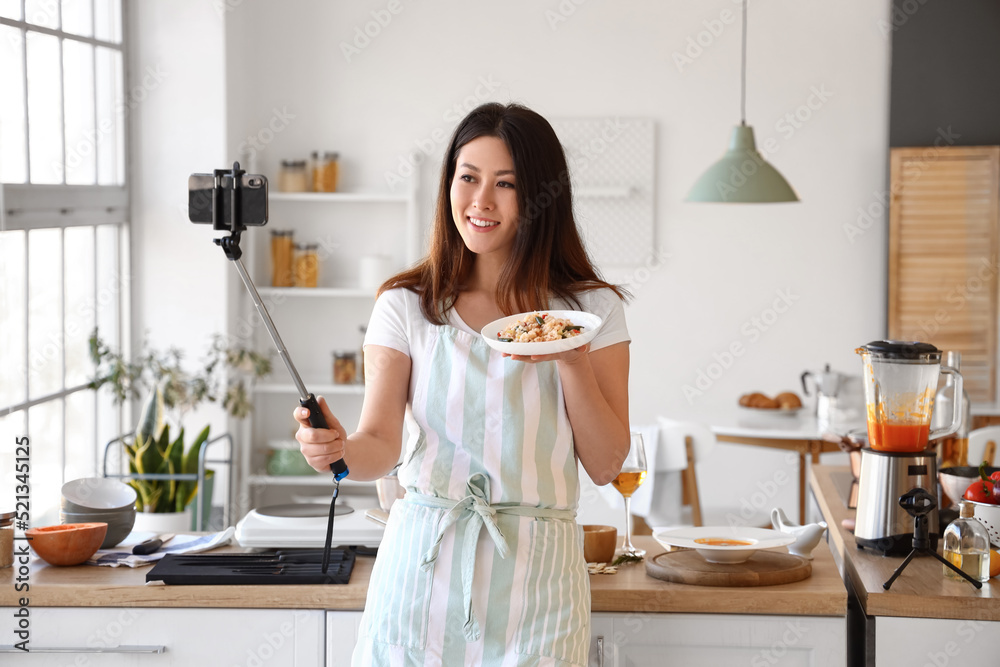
[1,0,130,507]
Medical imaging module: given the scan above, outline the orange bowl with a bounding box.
[26,522,107,566]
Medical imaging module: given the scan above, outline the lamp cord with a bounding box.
[741,0,747,125]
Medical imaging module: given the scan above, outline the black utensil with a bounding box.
[132,533,175,556]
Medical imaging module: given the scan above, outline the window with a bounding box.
[1,0,128,527]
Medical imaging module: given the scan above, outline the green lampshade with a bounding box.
[686,124,799,203]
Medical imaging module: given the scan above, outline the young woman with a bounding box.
[295,102,631,666]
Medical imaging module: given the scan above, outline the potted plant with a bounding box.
[89,331,271,529]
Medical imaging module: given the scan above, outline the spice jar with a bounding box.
[270,230,295,287]
[293,243,319,288]
[313,152,340,193]
[333,351,358,385]
[278,159,309,192]
[0,511,14,569]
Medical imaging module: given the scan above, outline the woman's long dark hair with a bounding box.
[380,102,628,324]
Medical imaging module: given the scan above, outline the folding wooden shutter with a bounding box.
[888,146,1000,407]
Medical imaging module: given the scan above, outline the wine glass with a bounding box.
[612,433,648,558]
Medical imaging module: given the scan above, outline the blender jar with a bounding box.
[856,341,963,452]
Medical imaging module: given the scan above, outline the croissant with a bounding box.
[776,392,803,409]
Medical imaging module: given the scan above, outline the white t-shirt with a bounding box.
[364,286,630,361]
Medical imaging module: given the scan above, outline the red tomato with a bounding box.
[964,479,995,504]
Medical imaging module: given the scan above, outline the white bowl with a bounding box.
[653,526,797,564]
[60,506,136,549]
[61,477,137,512]
[968,500,1000,548]
[481,311,602,356]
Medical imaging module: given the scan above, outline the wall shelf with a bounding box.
[255,383,364,395]
[256,286,375,298]
[247,474,372,488]
[270,192,409,203]
[233,176,418,511]
[576,186,635,198]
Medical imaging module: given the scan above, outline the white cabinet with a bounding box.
[591,612,846,667]
[234,187,420,513]
[321,611,846,666]
[874,616,1000,667]
[589,614,614,666]
[0,608,324,665]
[326,611,364,667]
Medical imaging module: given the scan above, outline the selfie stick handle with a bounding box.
[231,255,349,482]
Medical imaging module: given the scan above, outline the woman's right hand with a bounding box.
[293,395,349,473]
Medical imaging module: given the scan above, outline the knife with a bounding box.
[132,533,176,556]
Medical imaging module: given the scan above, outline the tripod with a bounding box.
[882,487,982,590]
[191,162,349,574]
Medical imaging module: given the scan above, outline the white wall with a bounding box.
[134,0,893,524]
[129,0,231,503]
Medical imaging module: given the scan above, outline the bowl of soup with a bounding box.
[653,527,796,564]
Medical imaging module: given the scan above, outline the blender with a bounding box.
[854,341,963,555]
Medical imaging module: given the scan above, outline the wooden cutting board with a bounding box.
[645,549,811,587]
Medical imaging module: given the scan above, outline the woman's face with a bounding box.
[450,136,519,261]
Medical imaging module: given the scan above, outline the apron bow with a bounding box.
[409,472,575,643]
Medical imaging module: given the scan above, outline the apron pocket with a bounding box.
[361,500,439,649]
[515,520,590,666]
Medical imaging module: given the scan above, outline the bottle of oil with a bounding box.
[942,501,990,583]
[932,350,971,469]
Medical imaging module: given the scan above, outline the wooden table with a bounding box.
[0,537,845,614]
[810,465,1000,667]
[0,536,848,664]
[695,408,857,523]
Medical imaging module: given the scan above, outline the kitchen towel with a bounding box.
[87,527,235,568]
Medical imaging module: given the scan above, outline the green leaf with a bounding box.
[173,425,210,512]
[179,468,214,512]
[136,386,166,443]
[182,425,211,475]
[163,427,185,504]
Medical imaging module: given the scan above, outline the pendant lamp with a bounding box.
[686,0,799,203]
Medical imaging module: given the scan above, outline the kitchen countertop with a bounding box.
[810,465,1000,621]
[0,536,845,615]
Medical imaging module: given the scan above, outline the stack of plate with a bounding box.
[60,478,137,549]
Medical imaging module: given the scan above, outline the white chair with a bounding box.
[968,426,1000,466]
[575,418,714,533]
[641,417,715,529]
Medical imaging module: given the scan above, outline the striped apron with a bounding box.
[352,325,590,667]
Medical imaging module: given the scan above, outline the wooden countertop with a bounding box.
[810,465,1000,621]
[0,537,846,615]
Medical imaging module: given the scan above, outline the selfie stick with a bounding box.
[206,162,348,572]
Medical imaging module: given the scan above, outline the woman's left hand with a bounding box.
[502,343,590,365]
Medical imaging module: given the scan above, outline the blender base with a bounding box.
[855,533,938,557]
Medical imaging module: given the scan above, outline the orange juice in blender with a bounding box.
[856,341,960,453]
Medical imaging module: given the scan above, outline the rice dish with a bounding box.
[497,312,583,343]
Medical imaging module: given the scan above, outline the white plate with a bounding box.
[653,526,796,564]
[481,310,602,356]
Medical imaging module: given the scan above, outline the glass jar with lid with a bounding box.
[278,159,309,192]
[333,351,357,385]
[313,152,340,193]
[270,230,295,287]
[293,243,319,288]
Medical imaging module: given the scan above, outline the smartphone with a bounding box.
[188,172,268,228]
